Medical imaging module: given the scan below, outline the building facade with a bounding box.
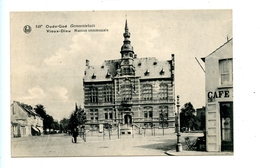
[11,101,43,137]
[202,38,233,152]
[83,20,175,133]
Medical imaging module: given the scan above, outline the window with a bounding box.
[90,109,98,121]
[144,107,153,120]
[219,59,233,85]
[122,68,130,76]
[142,84,152,100]
[104,86,112,102]
[90,87,98,103]
[121,84,132,101]
[159,83,168,100]
[104,108,113,120]
[144,69,150,76]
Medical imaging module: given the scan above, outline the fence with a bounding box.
[78,125,176,142]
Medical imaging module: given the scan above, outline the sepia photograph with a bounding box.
[10,10,233,157]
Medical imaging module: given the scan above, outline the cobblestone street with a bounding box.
[11,132,203,157]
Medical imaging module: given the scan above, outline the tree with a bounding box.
[34,104,55,133]
[44,114,54,133]
[180,102,200,131]
[60,118,70,133]
[34,104,47,118]
[68,104,86,132]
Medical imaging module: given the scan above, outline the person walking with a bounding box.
[72,127,79,143]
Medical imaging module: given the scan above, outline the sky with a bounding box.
[10,10,232,121]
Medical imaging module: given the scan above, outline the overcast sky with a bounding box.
[10,10,232,121]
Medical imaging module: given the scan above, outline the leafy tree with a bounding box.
[34,104,47,118]
[44,114,54,132]
[53,121,60,130]
[180,102,200,131]
[34,104,55,133]
[68,104,86,132]
[60,118,70,133]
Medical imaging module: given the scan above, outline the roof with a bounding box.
[83,57,172,82]
[12,101,41,118]
[201,38,233,62]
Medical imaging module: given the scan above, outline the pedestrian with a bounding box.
[72,127,79,143]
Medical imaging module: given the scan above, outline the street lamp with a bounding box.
[176,95,182,152]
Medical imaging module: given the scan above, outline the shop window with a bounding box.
[142,84,152,100]
[159,83,168,100]
[219,59,233,85]
[220,102,233,151]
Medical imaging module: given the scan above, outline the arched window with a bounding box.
[159,83,168,100]
[142,84,152,100]
[121,84,132,101]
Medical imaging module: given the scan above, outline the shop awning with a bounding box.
[31,126,39,132]
[36,126,43,133]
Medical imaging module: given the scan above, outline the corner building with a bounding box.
[83,20,175,133]
[202,38,233,152]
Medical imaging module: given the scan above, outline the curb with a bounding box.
[165,150,233,156]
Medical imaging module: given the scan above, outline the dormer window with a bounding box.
[144,69,150,76]
[92,73,96,79]
[160,68,165,75]
[106,71,111,78]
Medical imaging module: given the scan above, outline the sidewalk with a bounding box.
[165,149,233,156]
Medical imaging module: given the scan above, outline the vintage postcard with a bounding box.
[10,10,233,157]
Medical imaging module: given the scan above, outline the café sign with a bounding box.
[207,89,232,102]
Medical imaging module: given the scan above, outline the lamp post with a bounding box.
[176,95,182,152]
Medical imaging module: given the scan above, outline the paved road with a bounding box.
[11,132,203,157]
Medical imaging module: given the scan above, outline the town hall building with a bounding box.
[83,20,176,133]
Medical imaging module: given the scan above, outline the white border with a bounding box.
[1,0,260,168]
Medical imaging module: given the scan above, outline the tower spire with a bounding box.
[125,19,128,32]
[120,19,134,56]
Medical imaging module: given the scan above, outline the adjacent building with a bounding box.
[83,20,176,134]
[11,101,43,137]
[201,38,233,152]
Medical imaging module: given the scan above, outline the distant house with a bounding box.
[11,101,43,137]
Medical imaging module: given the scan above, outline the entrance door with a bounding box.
[220,102,233,151]
[124,115,132,125]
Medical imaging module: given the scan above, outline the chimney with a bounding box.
[171,54,175,61]
[86,59,90,66]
